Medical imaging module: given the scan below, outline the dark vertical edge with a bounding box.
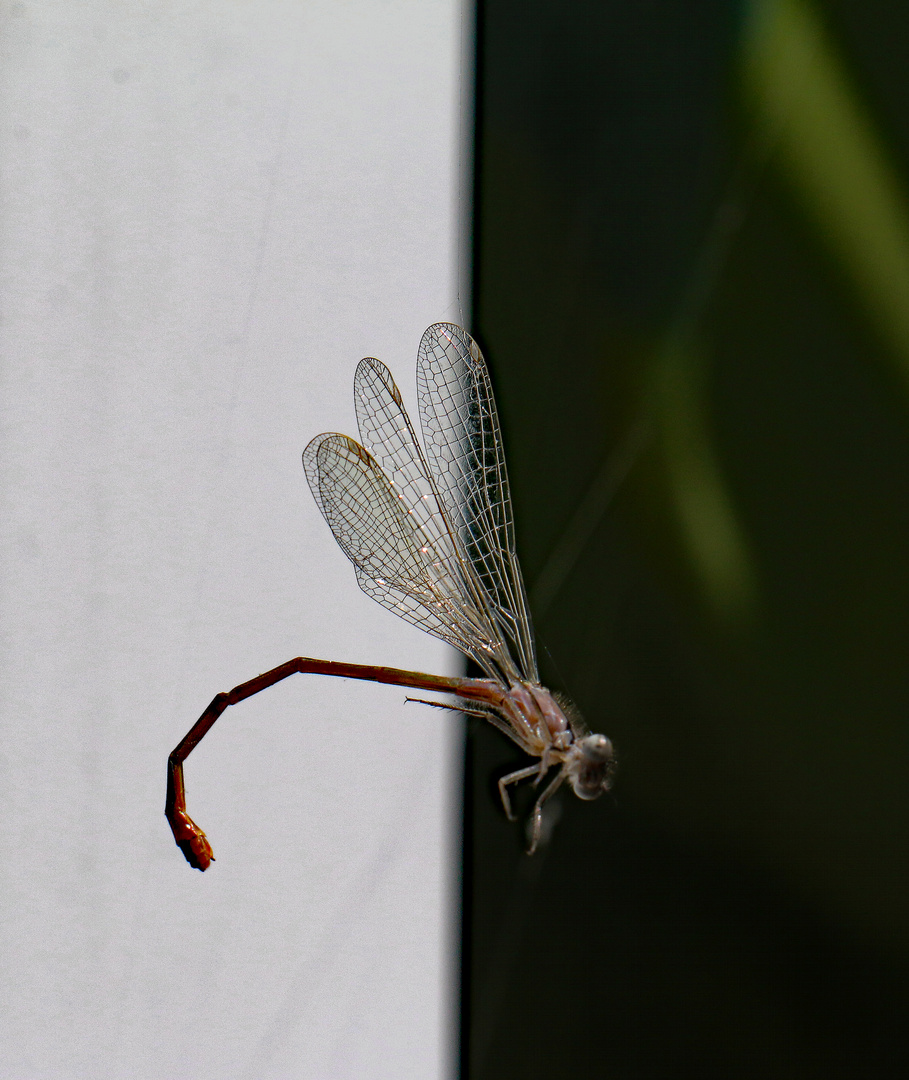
[457,2,484,1076]
[467,0,486,336]
[456,705,476,1080]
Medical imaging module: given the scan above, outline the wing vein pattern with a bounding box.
[303,324,537,686]
[417,324,538,681]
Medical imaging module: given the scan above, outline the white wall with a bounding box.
[0,3,468,1077]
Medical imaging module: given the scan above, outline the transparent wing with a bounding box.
[353,357,450,558]
[352,356,523,683]
[417,324,538,681]
[303,431,513,680]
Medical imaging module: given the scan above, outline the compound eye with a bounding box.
[571,735,616,800]
[583,734,613,763]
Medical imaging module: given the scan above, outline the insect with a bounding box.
[166,324,615,870]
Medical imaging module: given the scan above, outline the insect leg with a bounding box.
[525,771,567,854]
[497,763,544,822]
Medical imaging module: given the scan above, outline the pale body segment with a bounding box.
[167,324,615,870]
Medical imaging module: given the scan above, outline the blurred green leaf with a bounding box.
[744,0,909,390]
[654,336,759,625]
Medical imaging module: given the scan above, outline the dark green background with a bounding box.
[462,2,909,1076]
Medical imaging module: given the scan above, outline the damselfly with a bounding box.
[166,324,615,870]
